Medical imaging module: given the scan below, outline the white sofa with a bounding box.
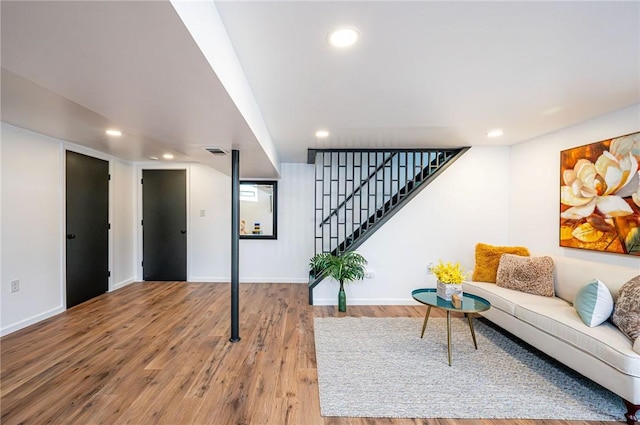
[463,255,640,424]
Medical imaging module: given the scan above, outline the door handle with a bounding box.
[67,234,76,239]
[180,230,187,234]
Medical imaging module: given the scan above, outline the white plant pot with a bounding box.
[437,280,463,301]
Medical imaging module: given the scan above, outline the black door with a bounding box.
[142,169,187,281]
[66,151,109,308]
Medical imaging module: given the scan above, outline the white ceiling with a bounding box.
[1,0,277,177]
[2,1,639,175]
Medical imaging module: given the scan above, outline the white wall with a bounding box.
[509,104,640,270]
[188,162,231,281]
[1,124,64,334]
[313,106,640,307]
[188,162,314,283]
[312,146,512,305]
[112,159,137,289]
[1,123,137,335]
[239,163,314,282]
[4,105,638,332]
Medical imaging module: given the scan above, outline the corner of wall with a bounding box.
[507,104,640,268]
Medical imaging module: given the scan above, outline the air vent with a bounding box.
[202,147,227,156]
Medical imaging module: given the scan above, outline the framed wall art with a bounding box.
[560,131,640,255]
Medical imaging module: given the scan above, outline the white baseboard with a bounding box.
[188,276,229,283]
[112,278,136,291]
[312,297,418,306]
[239,278,308,284]
[188,276,308,284]
[1,305,65,337]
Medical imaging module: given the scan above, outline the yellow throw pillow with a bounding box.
[472,242,530,283]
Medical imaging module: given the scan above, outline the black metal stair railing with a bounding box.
[319,152,396,227]
[308,147,470,304]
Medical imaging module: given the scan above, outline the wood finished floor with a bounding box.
[1,282,623,425]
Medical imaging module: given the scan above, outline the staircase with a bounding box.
[308,147,469,304]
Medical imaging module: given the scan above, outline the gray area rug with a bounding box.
[314,317,625,420]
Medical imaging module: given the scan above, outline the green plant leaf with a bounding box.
[309,251,367,284]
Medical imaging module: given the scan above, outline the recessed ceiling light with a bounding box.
[163,153,174,160]
[487,129,504,138]
[149,156,159,161]
[315,130,330,139]
[327,27,359,48]
[105,129,122,137]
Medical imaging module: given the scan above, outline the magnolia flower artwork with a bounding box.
[560,131,640,255]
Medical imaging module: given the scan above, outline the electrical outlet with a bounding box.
[10,279,20,293]
[364,270,375,278]
[200,209,206,217]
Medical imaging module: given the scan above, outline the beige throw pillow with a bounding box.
[612,275,640,342]
[496,254,555,297]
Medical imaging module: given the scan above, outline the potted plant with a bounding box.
[309,251,367,312]
[432,260,466,301]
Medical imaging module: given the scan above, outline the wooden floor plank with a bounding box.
[1,282,621,425]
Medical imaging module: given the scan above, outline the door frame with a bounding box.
[136,163,190,281]
[62,143,113,307]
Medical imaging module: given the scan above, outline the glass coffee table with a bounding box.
[411,288,491,366]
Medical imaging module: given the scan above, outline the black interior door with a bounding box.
[66,151,109,308]
[142,169,187,281]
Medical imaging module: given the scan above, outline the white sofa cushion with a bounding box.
[463,281,567,316]
[515,303,640,377]
[573,279,614,327]
[550,255,639,303]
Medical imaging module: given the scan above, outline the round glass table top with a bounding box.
[411,288,491,313]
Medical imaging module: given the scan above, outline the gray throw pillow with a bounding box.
[612,275,640,342]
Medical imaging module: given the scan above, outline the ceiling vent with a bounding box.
[202,147,228,156]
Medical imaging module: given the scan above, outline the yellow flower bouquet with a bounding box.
[432,260,466,284]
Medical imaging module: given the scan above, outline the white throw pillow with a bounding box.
[573,279,614,327]
[634,337,640,355]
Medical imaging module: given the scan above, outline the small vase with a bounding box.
[338,282,347,312]
[437,280,463,301]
